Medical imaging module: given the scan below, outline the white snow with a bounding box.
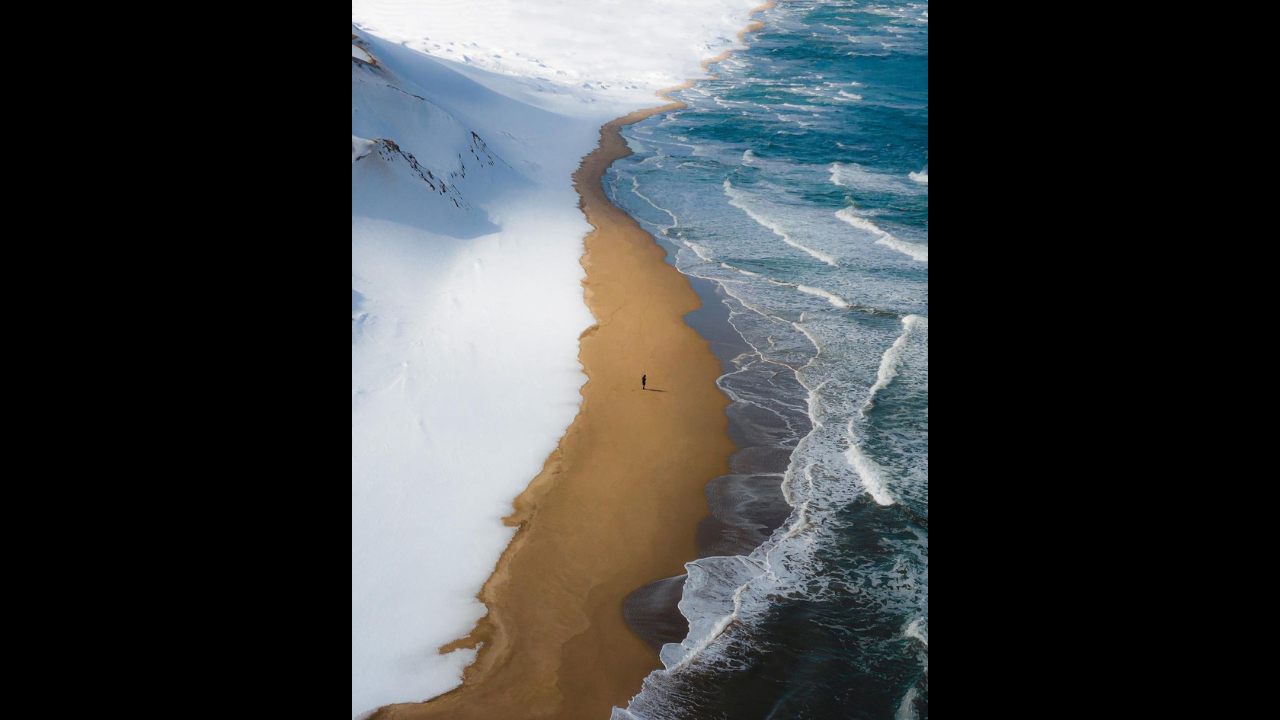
[351,135,376,163]
[352,0,762,107]
[352,2,763,717]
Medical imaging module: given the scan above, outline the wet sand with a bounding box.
[371,4,778,719]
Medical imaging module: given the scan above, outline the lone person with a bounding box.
[642,374,647,391]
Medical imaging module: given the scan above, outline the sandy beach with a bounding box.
[369,6,776,720]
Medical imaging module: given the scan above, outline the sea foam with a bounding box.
[836,207,929,262]
[874,233,929,263]
[840,314,928,505]
[724,180,839,267]
[830,162,923,195]
[844,442,896,506]
[895,688,921,720]
[866,315,927,410]
[796,284,850,308]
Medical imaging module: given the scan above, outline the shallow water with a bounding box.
[606,1,928,717]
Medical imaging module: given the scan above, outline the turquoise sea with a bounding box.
[607,2,928,717]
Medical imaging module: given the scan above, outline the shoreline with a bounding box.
[372,4,777,719]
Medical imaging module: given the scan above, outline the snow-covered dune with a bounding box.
[352,30,601,718]
[352,2,762,716]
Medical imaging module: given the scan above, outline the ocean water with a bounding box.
[605,1,928,718]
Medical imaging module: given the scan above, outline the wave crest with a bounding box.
[835,207,928,262]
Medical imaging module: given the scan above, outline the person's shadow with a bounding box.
[643,388,667,393]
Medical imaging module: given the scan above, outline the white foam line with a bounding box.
[865,315,925,410]
[710,330,812,443]
[758,276,849,309]
[835,207,928,262]
[790,321,824,373]
[796,285,850,308]
[715,277,812,343]
[630,176,679,230]
[724,180,839,267]
[715,360,795,428]
[666,572,752,673]
[845,442,895,506]
[685,242,714,262]
[624,180,765,284]
[874,234,928,262]
[895,687,921,720]
[840,314,927,506]
[904,617,928,647]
